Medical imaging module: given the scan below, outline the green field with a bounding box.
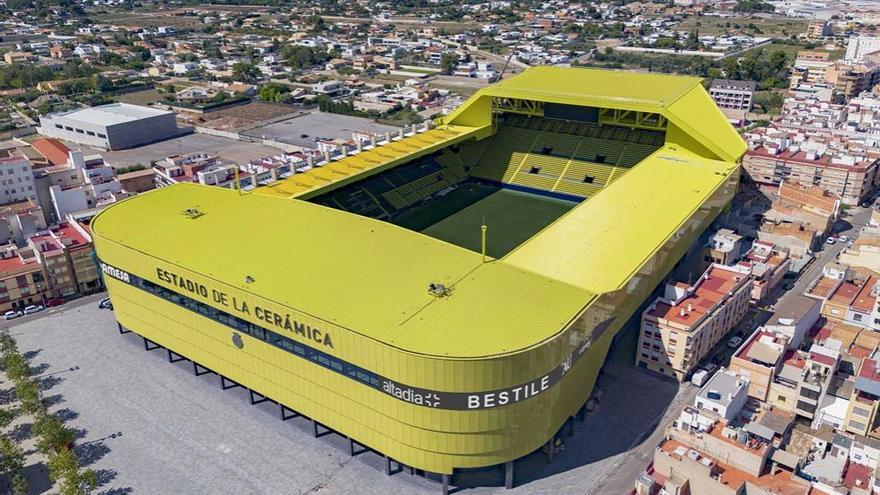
[397,184,577,259]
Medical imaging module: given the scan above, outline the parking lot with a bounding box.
[7,301,686,495]
[242,112,400,148]
[72,133,282,168]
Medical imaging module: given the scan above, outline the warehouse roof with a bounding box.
[49,103,171,127]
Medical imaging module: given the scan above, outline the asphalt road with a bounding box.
[4,292,107,328]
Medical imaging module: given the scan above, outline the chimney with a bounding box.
[687,303,693,312]
[680,308,686,317]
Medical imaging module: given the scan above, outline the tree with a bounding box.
[33,414,74,454]
[0,408,14,428]
[48,448,96,495]
[231,63,260,83]
[0,435,24,473]
[439,52,458,75]
[15,380,40,415]
[0,330,17,356]
[3,354,29,382]
[11,473,27,495]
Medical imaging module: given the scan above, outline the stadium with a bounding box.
[92,67,746,490]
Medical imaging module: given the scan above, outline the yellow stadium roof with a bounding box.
[93,67,746,359]
[94,183,594,358]
[443,66,746,163]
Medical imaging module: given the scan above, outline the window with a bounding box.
[853,407,871,418]
[55,124,63,129]
[64,126,73,131]
[75,129,84,134]
[854,313,863,322]
[97,133,106,138]
[797,400,817,413]
[850,420,867,431]
[583,175,594,184]
[777,395,786,403]
[86,131,95,136]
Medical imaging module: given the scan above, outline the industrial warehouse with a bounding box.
[92,67,746,492]
[37,102,187,150]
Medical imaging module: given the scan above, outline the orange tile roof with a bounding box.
[30,138,69,167]
[829,282,860,305]
[647,267,743,330]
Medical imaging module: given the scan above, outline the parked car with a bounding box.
[46,298,64,308]
[3,310,22,320]
[702,363,718,375]
[839,235,850,243]
[691,369,709,387]
[98,297,112,310]
[727,336,743,349]
[23,305,43,315]
[826,237,837,245]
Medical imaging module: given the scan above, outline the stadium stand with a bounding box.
[314,111,666,218]
[448,117,662,199]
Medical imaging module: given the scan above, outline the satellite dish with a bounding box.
[232,332,244,349]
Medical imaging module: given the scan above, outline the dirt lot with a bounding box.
[113,88,164,106]
[674,16,808,37]
[176,101,303,133]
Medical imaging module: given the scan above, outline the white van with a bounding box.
[691,369,709,387]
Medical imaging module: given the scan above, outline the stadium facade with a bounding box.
[93,67,746,489]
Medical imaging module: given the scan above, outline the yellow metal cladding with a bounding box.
[92,67,745,475]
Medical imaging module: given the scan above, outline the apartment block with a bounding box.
[743,127,880,205]
[637,264,753,381]
[846,358,880,437]
[709,79,756,112]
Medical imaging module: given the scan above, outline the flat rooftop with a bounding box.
[52,103,171,126]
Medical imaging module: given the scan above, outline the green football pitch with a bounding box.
[394,183,578,258]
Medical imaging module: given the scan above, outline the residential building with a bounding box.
[743,127,880,205]
[0,243,48,312]
[741,240,790,303]
[117,169,155,193]
[729,329,788,402]
[790,51,834,89]
[637,264,753,381]
[709,79,756,124]
[845,357,880,437]
[806,20,832,39]
[0,148,37,205]
[708,228,742,265]
[0,199,46,246]
[763,294,819,350]
[846,36,880,63]
[769,344,839,421]
[826,62,880,101]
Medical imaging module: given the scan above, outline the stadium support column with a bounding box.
[441,474,450,495]
[117,322,130,334]
[505,461,514,489]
